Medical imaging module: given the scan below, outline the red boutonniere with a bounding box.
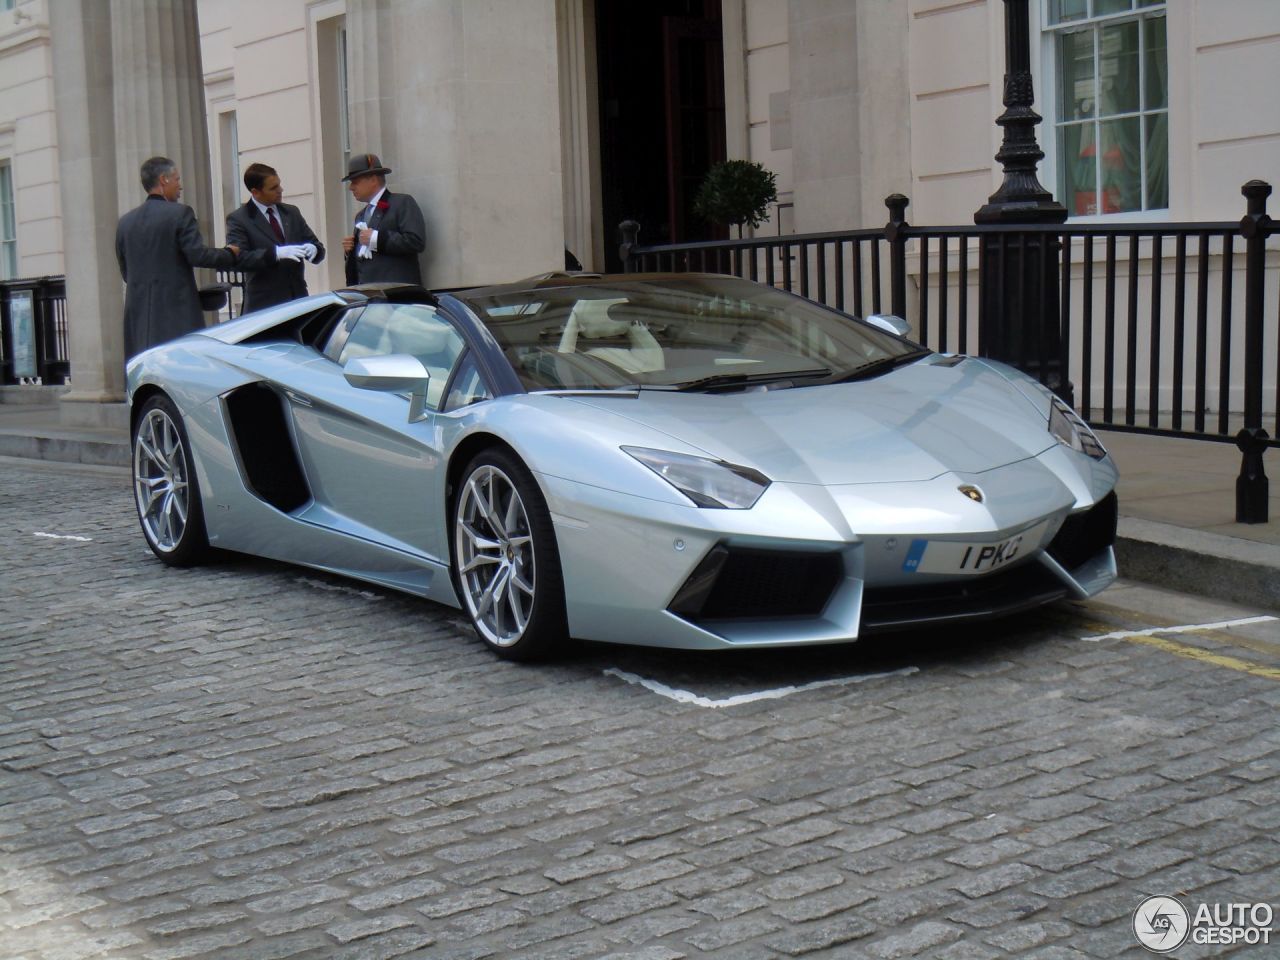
[376,199,390,212]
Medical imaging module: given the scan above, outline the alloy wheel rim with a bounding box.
[455,465,535,647]
[133,409,190,552]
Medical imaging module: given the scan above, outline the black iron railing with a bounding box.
[0,269,248,387]
[215,268,247,319]
[621,192,1278,442]
[0,276,69,385]
[621,181,1278,521]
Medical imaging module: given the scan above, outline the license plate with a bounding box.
[902,520,1050,575]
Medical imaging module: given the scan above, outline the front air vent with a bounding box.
[1046,492,1118,572]
[669,545,843,622]
[861,563,1069,633]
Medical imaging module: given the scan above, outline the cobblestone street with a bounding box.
[2,458,1278,959]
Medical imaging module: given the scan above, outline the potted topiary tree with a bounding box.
[693,159,779,238]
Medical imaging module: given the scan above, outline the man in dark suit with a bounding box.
[340,153,426,286]
[225,163,325,313]
[116,156,241,359]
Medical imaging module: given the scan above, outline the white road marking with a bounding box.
[603,666,919,708]
[295,576,383,601]
[1081,615,1278,642]
[33,532,93,542]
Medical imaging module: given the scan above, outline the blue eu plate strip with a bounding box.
[903,538,927,573]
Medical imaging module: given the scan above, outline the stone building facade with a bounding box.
[0,0,1275,417]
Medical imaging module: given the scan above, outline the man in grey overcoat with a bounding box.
[115,156,241,359]
[340,153,427,286]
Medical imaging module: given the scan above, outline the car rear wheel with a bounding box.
[132,394,209,566]
[453,449,567,660]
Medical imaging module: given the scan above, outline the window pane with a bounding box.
[1095,0,1132,14]
[1059,31,1096,119]
[443,353,494,412]
[0,164,15,280]
[1060,124,1101,216]
[1048,0,1088,25]
[1144,15,1167,109]
[1099,116,1143,212]
[1145,112,1168,208]
[1098,20,1139,116]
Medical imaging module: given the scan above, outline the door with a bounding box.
[663,14,727,243]
[280,301,467,561]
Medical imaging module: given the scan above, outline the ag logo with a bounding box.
[958,484,984,503]
[1133,895,1190,953]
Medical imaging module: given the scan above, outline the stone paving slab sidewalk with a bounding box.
[2,455,1279,959]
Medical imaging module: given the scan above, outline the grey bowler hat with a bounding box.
[342,152,392,182]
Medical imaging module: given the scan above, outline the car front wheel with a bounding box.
[132,394,209,566]
[453,449,567,660]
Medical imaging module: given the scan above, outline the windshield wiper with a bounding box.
[664,367,833,393]
[830,349,930,383]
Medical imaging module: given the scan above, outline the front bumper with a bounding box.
[543,457,1119,650]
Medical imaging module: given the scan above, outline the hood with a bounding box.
[567,356,1056,484]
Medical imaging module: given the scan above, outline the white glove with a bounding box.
[300,243,318,262]
[355,222,374,259]
[275,244,306,262]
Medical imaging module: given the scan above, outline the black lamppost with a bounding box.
[976,0,1072,403]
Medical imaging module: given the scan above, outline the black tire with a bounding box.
[452,447,568,661]
[131,393,210,566]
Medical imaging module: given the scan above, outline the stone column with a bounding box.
[788,1,862,232]
[111,0,217,246]
[345,0,396,163]
[343,0,564,285]
[49,0,125,415]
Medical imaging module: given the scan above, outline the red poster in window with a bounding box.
[1074,142,1124,215]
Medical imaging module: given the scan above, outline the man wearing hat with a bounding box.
[340,153,426,286]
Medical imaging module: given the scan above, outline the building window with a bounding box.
[0,162,16,280]
[1046,0,1167,215]
[0,1,15,12]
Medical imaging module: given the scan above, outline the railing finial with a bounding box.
[618,220,641,272]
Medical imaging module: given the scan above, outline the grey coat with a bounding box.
[344,190,426,286]
[225,201,325,313]
[116,195,237,359]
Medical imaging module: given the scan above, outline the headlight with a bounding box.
[623,446,770,509]
[1049,399,1107,460]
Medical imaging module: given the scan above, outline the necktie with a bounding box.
[267,207,285,243]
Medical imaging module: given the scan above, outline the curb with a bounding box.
[1117,517,1280,613]
[0,431,130,469]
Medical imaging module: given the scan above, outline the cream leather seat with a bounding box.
[557,298,664,374]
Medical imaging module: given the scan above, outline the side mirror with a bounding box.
[344,354,431,421]
[864,314,911,337]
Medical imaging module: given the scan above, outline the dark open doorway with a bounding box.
[595,0,726,271]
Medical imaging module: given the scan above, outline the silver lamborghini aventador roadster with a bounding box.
[127,273,1118,660]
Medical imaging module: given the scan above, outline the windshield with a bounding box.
[460,276,926,392]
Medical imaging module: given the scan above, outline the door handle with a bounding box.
[284,390,313,408]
